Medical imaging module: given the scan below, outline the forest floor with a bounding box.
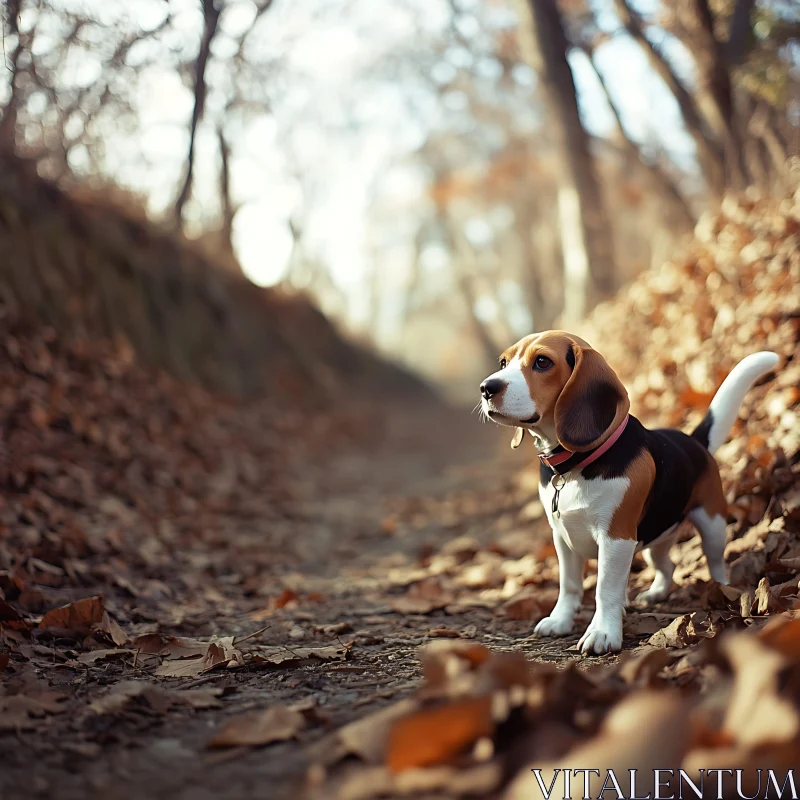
[2,195,799,800]
[0,403,576,800]
[2,393,798,800]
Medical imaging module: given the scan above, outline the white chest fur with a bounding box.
[539,474,630,557]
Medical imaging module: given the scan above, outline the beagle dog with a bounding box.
[479,331,779,655]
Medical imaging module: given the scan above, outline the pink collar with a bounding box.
[539,415,630,474]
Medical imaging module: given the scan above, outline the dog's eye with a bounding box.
[533,355,553,371]
[499,358,507,369]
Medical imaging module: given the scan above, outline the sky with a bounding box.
[3,0,699,329]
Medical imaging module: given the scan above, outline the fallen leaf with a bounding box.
[96,611,128,646]
[247,642,352,669]
[153,636,243,678]
[274,589,297,609]
[387,696,494,773]
[647,611,727,648]
[89,681,224,714]
[625,615,669,637]
[503,589,556,621]
[420,640,492,689]
[315,699,418,767]
[0,599,31,630]
[77,648,132,664]
[758,616,800,661]
[0,689,69,730]
[208,705,305,748]
[721,633,800,747]
[387,579,453,615]
[506,692,689,799]
[39,596,104,634]
[426,627,461,638]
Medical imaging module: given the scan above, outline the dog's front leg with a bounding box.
[533,530,584,638]
[578,534,637,655]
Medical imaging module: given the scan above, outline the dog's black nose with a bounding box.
[480,378,505,400]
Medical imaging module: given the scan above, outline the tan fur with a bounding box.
[609,450,657,540]
[684,450,728,519]
[499,332,608,438]
[554,347,630,452]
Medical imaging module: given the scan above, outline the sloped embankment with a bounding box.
[581,192,798,589]
[0,154,431,404]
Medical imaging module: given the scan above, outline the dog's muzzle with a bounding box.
[480,378,505,400]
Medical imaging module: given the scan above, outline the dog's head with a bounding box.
[479,331,629,452]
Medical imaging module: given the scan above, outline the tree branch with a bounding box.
[173,0,221,228]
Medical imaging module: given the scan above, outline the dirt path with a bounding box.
[0,409,612,800]
[3,398,796,800]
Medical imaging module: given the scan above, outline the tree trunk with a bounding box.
[0,0,24,155]
[671,0,747,187]
[580,40,696,231]
[517,0,617,322]
[173,0,221,228]
[217,125,236,255]
[440,212,501,369]
[613,0,726,197]
[725,0,756,65]
[456,273,503,370]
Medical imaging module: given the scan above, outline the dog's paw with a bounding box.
[578,620,622,655]
[632,587,670,607]
[533,614,575,638]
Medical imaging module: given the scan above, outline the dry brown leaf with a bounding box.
[316,699,418,767]
[705,581,744,610]
[387,579,453,615]
[0,599,30,630]
[616,647,673,687]
[207,705,305,748]
[129,633,171,655]
[386,696,494,773]
[386,595,448,615]
[502,589,556,621]
[274,589,297,609]
[506,692,690,800]
[153,636,243,678]
[624,614,668,636]
[39,596,104,634]
[89,680,224,714]
[758,616,800,660]
[77,648,132,664]
[420,640,491,689]
[647,611,726,648]
[96,611,128,646]
[721,633,800,747]
[0,689,69,730]
[426,627,461,638]
[247,642,352,669]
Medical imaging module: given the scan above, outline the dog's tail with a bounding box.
[691,352,780,454]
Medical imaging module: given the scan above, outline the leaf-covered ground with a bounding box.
[1,194,799,800]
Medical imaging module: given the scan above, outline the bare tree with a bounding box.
[173,0,222,228]
[575,34,696,230]
[612,0,727,196]
[217,124,238,255]
[0,0,24,154]
[666,0,747,187]
[516,0,617,322]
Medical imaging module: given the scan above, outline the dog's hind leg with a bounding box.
[689,507,729,584]
[634,529,676,605]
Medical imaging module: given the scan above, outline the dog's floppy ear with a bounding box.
[554,344,629,452]
[510,427,525,449]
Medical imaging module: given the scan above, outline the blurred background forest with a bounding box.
[0,0,797,399]
[1,4,799,796]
